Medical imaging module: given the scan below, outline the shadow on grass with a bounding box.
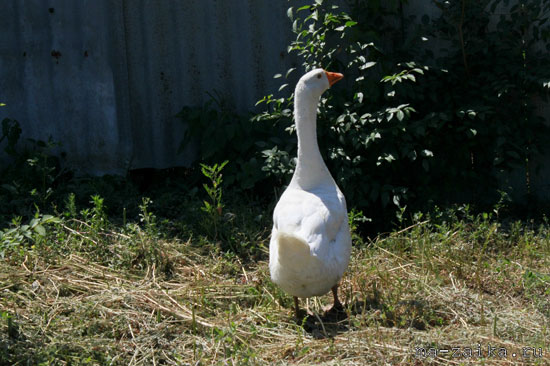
[299,309,350,339]
[298,296,451,339]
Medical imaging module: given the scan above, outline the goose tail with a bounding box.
[270,231,330,298]
[276,232,311,266]
[271,232,320,279]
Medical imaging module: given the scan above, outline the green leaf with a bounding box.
[255,96,267,106]
[34,225,46,236]
[1,184,17,194]
[311,10,319,21]
[392,195,401,207]
[421,149,433,157]
[287,7,293,20]
[507,150,520,159]
[396,110,404,121]
[360,61,376,70]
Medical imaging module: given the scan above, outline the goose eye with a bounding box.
[317,74,322,79]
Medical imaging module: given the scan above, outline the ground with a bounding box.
[1,210,549,365]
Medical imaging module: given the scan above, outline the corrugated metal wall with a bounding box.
[0,1,304,175]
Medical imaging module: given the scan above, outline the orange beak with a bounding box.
[325,71,344,87]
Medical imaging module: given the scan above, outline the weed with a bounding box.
[89,194,108,231]
[199,160,228,240]
[348,208,370,245]
[63,192,77,219]
[26,137,60,207]
[0,211,60,260]
[138,196,157,235]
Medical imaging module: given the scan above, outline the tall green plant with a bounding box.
[200,160,229,239]
[254,0,550,231]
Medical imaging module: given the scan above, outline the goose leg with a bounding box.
[331,284,343,310]
[294,296,300,318]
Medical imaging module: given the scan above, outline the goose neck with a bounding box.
[291,91,332,189]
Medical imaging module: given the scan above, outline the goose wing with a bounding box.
[273,185,349,254]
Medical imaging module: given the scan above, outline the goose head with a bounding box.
[295,68,344,100]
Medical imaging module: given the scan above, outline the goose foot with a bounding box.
[324,285,347,320]
[293,296,314,325]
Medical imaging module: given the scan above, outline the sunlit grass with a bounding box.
[1,201,549,365]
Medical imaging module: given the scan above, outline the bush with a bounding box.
[0,118,67,224]
[253,0,550,231]
[176,94,292,191]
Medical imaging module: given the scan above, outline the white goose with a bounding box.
[269,68,351,317]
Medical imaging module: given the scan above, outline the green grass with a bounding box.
[1,194,549,365]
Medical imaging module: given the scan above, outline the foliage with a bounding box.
[417,0,550,196]
[176,94,287,191]
[0,118,269,260]
[138,196,158,235]
[200,160,228,239]
[254,0,550,230]
[0,213,60,259]
[1,118,21,156]
[0,119,66,225]
[201,161,228,216]
[187,160,270,257]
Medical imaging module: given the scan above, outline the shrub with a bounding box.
[176,94,291,191]
[0,119,65,225]
[254,0,550,230]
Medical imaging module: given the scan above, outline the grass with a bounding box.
[1,195,549,365]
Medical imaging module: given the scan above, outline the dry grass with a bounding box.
[1,218,549,365]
